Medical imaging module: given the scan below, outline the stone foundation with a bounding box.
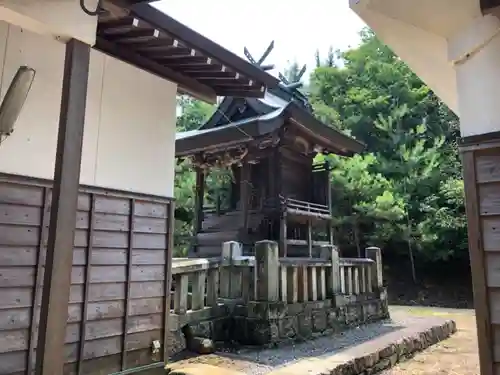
[168,289,389,356]
[232,290,389,346]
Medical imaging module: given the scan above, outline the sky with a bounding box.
[153,0,366,78]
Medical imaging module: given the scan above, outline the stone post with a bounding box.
[366,246,383,289]
[321,245,343,306]
[220,241,242,299]
[255,240,279,301]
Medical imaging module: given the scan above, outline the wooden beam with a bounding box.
[130,3,280,88]
[197,78,252,86]
[95,37,217,104]
[161,56,212,65]
[214,87,265,98]
[35,39,90,375]
[188,71,239,79]
[180,64,229,73]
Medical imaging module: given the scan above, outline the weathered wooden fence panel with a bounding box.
[0,174,174,375]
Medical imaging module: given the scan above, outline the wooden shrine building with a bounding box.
[176,43,364,257]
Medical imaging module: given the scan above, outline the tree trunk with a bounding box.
[406,217,417,283]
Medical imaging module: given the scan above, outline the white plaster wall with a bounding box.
[0,22,178,197]
[0,0,98,45]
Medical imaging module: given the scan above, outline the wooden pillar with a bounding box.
[240,161,250,232]
[163,201,175,362]
[307,220,313,257]
[326,162,334,247]
[459,137,498,375]
[35,39,90,375]
[326,162,333,213]
[274,147,282,198]
[279,211,287,257]
[193,167,205,235]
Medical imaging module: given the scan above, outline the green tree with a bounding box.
[309,28,465,268]
[174,96,214,255]
[176,96,214,131]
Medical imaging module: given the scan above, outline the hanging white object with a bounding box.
[0,66,36,137]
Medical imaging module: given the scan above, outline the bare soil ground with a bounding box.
[383,306,479,375]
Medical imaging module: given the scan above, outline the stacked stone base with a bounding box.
[232,291,389,346]
[168,289,389,355]
[360,320,457,374]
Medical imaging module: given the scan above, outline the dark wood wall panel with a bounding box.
[0,174,173,375]
[463,147,500,375]
[280,150,312,200]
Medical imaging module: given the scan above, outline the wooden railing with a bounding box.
[282,196,331,218]
[262,196,331,219]
[169,242,383,330]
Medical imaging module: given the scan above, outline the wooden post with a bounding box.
[279,211,287,257]
[326,163,335,248]
[255,240,279,301]
[366,246,383,289]
[163,201,175,362]
[268,145,281,200]
[326,162,332,214]
[193,167,205,235]
[122,199,135,370]
[240,162,250,232]
[215,191,221,216]
[307,220,313,257]
[35,39,90,375]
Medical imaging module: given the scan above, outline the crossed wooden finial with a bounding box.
[244,41,307,90]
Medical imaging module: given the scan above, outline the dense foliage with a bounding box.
[174,29,467,270]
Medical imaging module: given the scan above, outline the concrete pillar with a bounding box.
[220,241,242,299]
[255,240,279,301]
[366,247,383,290]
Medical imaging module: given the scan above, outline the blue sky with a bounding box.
[154,0,366,78]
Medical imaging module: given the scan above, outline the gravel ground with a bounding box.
[169,307,446,375]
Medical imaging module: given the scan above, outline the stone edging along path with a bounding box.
[267,319,457,375]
